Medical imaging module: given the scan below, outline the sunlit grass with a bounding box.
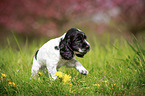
[0,36,145,95]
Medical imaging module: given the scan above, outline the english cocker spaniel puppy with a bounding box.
[31,28,90,80]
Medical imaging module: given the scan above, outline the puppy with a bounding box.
[31,28,90,80]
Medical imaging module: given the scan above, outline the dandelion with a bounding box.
[102,81,108,83]
[38,77,41,81]
[38,72,42,76]
[8,82,16,87]
[1,73,7,77]
[55,71,64,78]
[93,84,100,87]
[55,71,72,85]
[114,83,116,86]
[0,76,3,80]
[69,83,72,86]
[63,74,71,83]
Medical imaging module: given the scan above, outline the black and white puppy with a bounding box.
[31,28,90,80]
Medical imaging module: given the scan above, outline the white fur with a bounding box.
[31,33,88,80]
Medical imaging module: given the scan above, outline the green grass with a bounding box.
[0,36,145,96]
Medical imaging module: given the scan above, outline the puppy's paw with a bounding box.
[49,75,57,80]
[77,67,89,75]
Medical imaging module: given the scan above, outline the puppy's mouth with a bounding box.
[74,51,87,57]
[74,51,84,55]
[74,51,87,56]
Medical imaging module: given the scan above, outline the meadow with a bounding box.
[0,35,145,96]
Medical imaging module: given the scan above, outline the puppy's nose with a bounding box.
[83,43,90,51]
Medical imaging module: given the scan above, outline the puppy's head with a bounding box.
[59,28,90,60]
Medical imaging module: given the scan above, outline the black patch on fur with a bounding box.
[54,46,59,50]
[35,50,39,60]
[59,38,74,60]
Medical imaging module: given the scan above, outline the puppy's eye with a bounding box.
[76,36,82,41]
[84,35,87,39]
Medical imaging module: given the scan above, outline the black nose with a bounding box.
[83,43,90,50]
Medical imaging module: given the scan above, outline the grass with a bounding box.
[0,35,145,96]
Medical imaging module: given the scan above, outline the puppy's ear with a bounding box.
[59,39,74,60]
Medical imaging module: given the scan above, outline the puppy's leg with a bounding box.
[75,61,88,75]
[31,57,41,78]
[46,61,58,80]
[66,59,88,75]
[47,66,57,80]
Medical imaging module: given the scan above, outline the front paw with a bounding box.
[49,75,57,80]
[77,67,89,75]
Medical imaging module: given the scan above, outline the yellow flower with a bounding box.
[38,77,40,81]
[8,82,16,87]
[0,76,3,80]
[114,83,116,86]
[55,71,64,78]
[1,73,7,77]
[93,84,100,87]
[38,72,42,76]
[69,83,72,86]
[55,71,72,84]
[63,74,71,83]
[102,81,108,83]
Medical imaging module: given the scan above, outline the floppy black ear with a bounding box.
[59,39,74,60]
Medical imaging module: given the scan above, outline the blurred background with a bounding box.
[0,0,145,45]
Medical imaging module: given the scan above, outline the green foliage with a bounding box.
[0,36,145,95]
